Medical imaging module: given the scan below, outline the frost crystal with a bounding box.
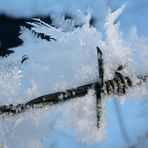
[0,59,22,104]
[0,4,147,147]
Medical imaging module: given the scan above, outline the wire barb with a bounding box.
[96,46,104,128]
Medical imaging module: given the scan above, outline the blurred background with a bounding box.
[0,0,148,56]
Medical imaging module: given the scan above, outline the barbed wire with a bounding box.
[0,47,147,128]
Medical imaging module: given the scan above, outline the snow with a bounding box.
[0,2,148,148]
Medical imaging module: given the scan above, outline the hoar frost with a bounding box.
[0,4,147,147]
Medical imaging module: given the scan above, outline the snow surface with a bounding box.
[0,2,148,148]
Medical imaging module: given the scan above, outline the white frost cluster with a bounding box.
[0,58,22,104]
[56,89,107,143]
[0,5,147,147]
